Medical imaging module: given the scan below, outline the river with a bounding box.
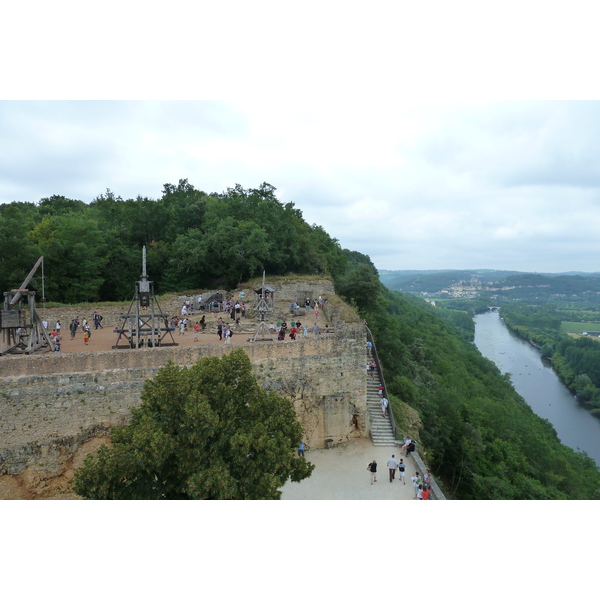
[474,310,600,465]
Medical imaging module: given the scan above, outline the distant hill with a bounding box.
[379,269,524,293]
[379,269,600,300]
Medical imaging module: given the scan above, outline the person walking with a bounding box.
[193,321,200,342]
[387,454,398,482]
[368,459,378,484]
[298,440,306,458]
[398,458,406,484]
[380,396,389,417]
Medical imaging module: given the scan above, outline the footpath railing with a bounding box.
[365,324,397,439]
[365,323,446,500]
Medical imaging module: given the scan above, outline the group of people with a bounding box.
[40,314,104,353]
[367,455,433,499]
[186,293,248,315]
[367,361,377,378]
[402,437,418,457]
[267,318,325,341]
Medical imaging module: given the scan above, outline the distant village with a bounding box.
[420,277,519,299]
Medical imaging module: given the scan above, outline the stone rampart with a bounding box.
[0,325,367,498]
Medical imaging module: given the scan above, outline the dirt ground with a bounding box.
[34,297,331,354]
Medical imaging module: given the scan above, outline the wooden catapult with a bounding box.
[1,256,55,356]
[113,246,177,349]
[250,272,275,342]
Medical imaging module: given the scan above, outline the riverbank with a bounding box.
[474,311,600,465]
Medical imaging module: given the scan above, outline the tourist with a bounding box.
[411,472,421,499]
[312,322,319,336]
[366,340,373,356]
[298,440,306,458]
[380,396,389,417]
[193,321,200,342]
[93,312,103,329]
[424,469,432,489]
[397,458,406,484]
[417,484,424,500]
[42,319,48,329]
[421,485,431,500]
[368,459,378,484]
[402,437,411,455]
[387,454,398,482]
[83,329,90,345]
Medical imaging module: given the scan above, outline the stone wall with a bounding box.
[0,324,367,499]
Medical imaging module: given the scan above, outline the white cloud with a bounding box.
[3,99,600,272]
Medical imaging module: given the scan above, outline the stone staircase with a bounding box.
[367,365,397,446]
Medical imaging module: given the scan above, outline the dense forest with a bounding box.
[2,181,599,499]
[0,180,347,302]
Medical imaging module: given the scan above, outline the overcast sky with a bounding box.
[3,4,600,275]
[3,100,600,274]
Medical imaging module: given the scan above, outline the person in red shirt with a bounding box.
[421,485,431,500]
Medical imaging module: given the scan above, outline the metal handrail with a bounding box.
[365,324,397,440]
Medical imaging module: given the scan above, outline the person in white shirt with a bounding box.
[387,455,398,482]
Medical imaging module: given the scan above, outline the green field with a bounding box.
[560,321,600,334]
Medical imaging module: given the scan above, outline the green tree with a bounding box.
[336,261,383,313]
[73,349,314,499]
[28,214,108,303]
